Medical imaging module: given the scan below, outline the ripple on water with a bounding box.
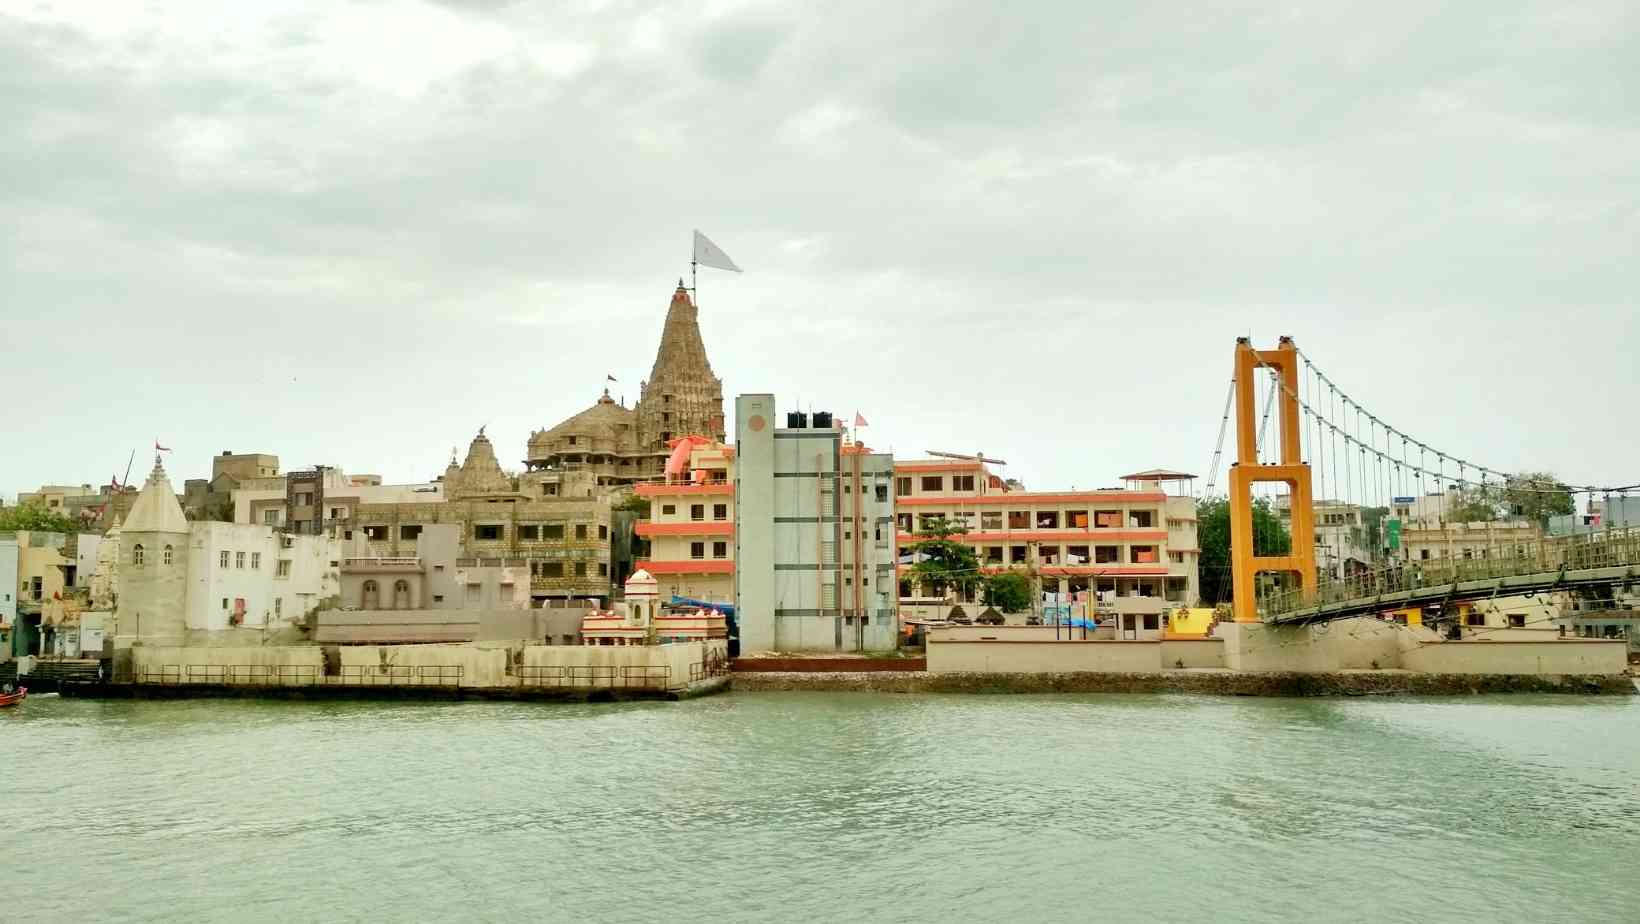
[5,692,1640,923]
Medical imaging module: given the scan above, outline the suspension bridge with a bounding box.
[1209,338,1640,627]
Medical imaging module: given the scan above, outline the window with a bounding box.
[896,513,912,533]
[133,544,145,566]
[274,598,282,618]
[599,524,609,539]
[1008,511,1030,529]
[294,492,313,506]
[567,436,577,445]
[263,510,278,526]
[896,477,911,497]
[1010,545,1027,563]
[1067,545,1090,564]
[1096,546,1120,563]
[401,525,422,541]
[1129,510,1155,528]
[691,541,706,559]
[518,525,540,540]
[432,594,444,603]
[575,524,588,540]
[598,563,608,577]
[1465,610,1485,627]
[1039,546,1060,565]
[986,546,1004,563]
[713,504,727,520]
[544,524,565,539]
[981,511,1002,531]
[690,504,705,521]
[364,525,388,541]
[574,562,587,577]
[221,598,229,610]
[952,474,975,492]
[474,524,503,541]
[219,550,230,569]
[1066,510,1089,529]
[1131,546,1158,564]
[1094,510,1122,529]
[1168,552,1184,564]
[1142,613,1159,631]
[236,551,246,569]
[1420,549,1431,560]
[916,512,941,532]
[162,544,173,565]
[251,552,260,569]
[329,507,341,519]
[713,541,728,558]
[543,562,564,577]
[276,560,291,578]
[874,484,888,503]
[1507,613,1525,628]
[662,504,676,516]
[920,476,943,492]
[1036,511,1059,529]
[543,484,559,496]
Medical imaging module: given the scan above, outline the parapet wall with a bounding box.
[927,617,1629,677]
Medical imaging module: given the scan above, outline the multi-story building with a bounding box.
[183,451,281,521]
[232,466,442,532]
[632,438,735,603]
[1275,497,1374,579]
[337,523,528,612]
[734,397,898,652]
[1399,520,1543,566]
[893,462,1200,606]
[112,456,338,645]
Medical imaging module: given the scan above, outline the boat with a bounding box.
[0,686,26,708]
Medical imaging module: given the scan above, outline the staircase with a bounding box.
[24,659,103,689]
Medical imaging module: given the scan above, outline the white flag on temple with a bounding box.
[692,230,742,273]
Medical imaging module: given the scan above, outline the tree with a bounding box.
[907,516,982,601]
[1442,472,1574,528]
[1196,496,1292,605]
[0,503,76,533]
[614,493,652,518]
[982,571,1033,613]
[1353,506,1390,559]
[1504,471,1575,528]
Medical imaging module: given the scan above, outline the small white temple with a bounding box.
[581,569,727,646]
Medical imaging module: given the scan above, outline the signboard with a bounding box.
[1386,518,1402,551]
[1392,496,1415,505]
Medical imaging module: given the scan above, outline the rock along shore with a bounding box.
[730,670,1637,697]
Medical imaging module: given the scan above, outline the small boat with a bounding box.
[0,686,27,708]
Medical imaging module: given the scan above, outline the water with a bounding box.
[6,691,1640,922]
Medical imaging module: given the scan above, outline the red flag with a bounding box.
[155,440,171,452]
[854,412,868,428]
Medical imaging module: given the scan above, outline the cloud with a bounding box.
[0,0,1636,500]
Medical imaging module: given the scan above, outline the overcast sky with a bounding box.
[3,0,1636,503]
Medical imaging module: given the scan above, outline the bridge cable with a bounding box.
[1203,379,1236,495]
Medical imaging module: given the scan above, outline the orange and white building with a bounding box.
[581,569,728,646]
[893,460,1200,605]
[631,438,735,604]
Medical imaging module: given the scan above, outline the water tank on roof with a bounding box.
[786,412,808,429]
[813,411,833,428]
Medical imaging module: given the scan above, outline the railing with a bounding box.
[132,664,464,687]
[1261,531,1640,618]
[515,664,672,689]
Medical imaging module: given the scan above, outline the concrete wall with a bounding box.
[929,638,1168,674]
[0,539,16,628]
[1400,639,1627,675]
[1217,618,1408,672]
[734,394,777,652]
[130,639,724,691]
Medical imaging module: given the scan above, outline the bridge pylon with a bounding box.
[1229,336,1316,622]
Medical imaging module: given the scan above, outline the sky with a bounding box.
[2,0,1636,503]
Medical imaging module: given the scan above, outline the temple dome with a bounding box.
[123,457,189,534]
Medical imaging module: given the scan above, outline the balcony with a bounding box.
[341,556,424,574]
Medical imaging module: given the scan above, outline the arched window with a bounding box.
[361,580,379,609]
[393,579,411,610]
[133,543,145,567]
[163,545,173,565]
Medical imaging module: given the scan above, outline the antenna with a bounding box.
[925,449,1008,466]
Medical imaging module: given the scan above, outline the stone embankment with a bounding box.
[731,670,1637,696]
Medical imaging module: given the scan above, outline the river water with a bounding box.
[5,691,1640,922]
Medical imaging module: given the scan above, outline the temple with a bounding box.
[525,284,725,492]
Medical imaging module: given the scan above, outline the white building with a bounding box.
[734,397,898,653]
[1,537,18,655]
[115,456,338,645]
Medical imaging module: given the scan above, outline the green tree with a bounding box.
[982,571,1033,613]
[907,515,981,601]
[1505,471,1575,528]
[1353,506,1390,559]
[1445,486,1499,523]
[1196,496,1292,605]
[0,503,76,533]
[614,493,652,518]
